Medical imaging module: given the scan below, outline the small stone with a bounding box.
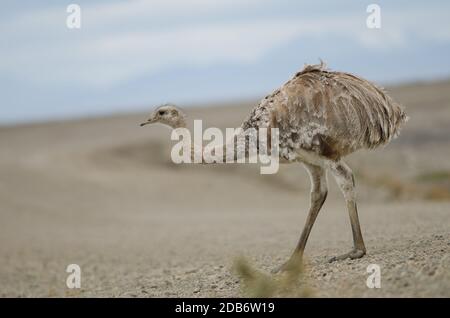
[185,269,197,274]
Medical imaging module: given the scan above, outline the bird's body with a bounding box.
[141,62,407,271]
[242,62,407,164]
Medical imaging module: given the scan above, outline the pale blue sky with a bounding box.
[1,0,450,124]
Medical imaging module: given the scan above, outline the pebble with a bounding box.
[185,269,197,274]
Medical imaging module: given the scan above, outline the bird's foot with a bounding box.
[328,248,366,263]
[272,255,303,274]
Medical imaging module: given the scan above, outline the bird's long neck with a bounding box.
[176,121,249,164]
[188,133,238,164]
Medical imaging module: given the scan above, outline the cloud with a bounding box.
[1,1,450,89]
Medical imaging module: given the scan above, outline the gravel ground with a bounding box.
[0,80,449,297]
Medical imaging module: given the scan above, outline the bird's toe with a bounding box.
[328,249,366,263]
[273,256,303,274]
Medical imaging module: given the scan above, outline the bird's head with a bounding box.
[140,104,187,129]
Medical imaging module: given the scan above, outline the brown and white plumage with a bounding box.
[242,62,407,162]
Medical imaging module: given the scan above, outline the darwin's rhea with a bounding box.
[141,63,407,271]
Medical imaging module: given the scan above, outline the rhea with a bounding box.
[140,63,407,271]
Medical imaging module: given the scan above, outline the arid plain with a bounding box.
[0,80,449,297]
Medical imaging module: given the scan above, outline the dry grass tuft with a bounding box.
[233,256,313,298]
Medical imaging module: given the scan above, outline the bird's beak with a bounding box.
[140,117,155,127]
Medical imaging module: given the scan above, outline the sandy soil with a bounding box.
[0,80,449,297]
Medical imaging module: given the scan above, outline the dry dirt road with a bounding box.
[0,80,449,297]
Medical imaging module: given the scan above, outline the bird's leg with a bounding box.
[328,161,366,263]
[275,163,328,273]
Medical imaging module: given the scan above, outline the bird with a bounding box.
[140,62,408,272]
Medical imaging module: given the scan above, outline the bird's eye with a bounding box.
[158,110,166,116]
